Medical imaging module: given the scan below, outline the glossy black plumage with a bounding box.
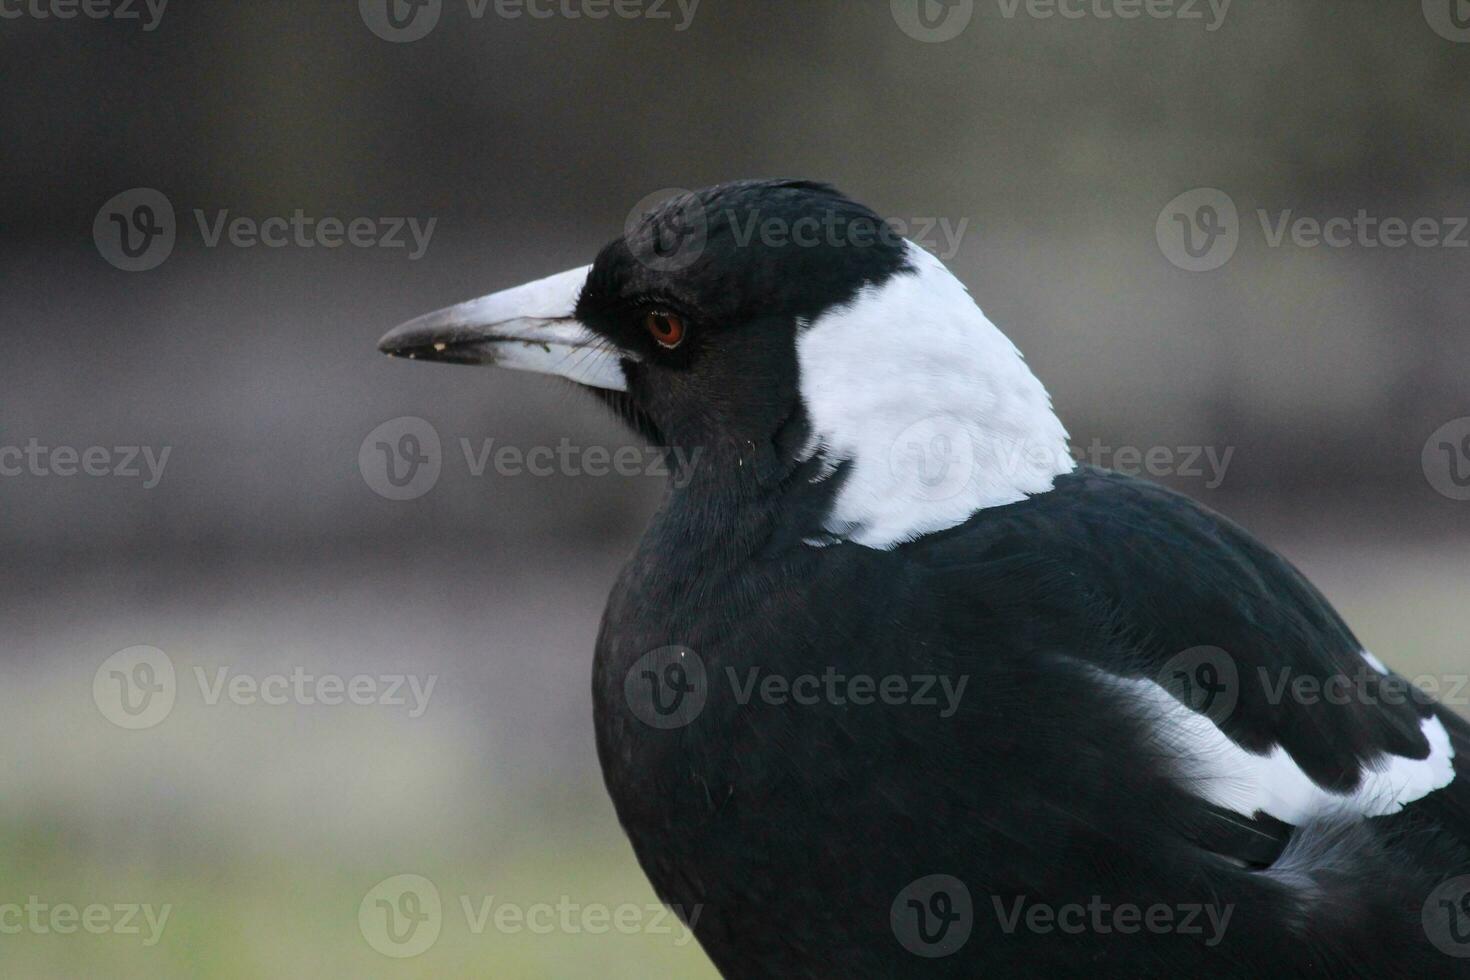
[593,460,1470,977]
[385,180,1470,977]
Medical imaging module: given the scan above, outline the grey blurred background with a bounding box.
[2,1,1468,976]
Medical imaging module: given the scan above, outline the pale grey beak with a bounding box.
[377,265,633,391]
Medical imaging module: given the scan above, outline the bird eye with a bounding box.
[643,310,686,349]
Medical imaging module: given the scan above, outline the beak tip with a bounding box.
[377,320,483,366]
[377,324,422,359]
[376,327,402,356]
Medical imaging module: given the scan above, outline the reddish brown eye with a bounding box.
[644,311,686,349]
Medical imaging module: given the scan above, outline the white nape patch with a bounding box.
[795,243,1073,550]
[1361,650,1390,676]
[1096,671,1456,825]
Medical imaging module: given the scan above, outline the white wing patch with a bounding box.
[1096,661,1456,825]
[794,243,1074,550]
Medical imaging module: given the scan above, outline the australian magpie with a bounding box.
[379,180,1470,977]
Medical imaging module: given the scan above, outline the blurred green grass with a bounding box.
[0,808,718,978]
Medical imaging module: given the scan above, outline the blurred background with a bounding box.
[2,1,1468,975]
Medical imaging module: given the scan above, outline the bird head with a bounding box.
[379,179,1071,548]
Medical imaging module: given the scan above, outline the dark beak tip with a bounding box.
[377,323,405,355]
[377,321,432,359]
[376,322,485,365]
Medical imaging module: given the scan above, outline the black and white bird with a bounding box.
[379,180,1470,977]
